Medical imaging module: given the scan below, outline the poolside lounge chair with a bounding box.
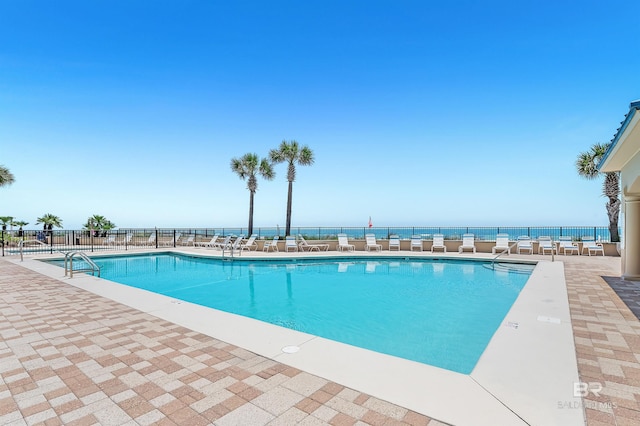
[144,232,157,246]
[180,234,195,246]
[458,233,476,253]
[115,233,133,246]
[285,236,299,252]
[195,234,219,248]
[388,234,400,251]
[230,234,244,252]
[365,233,382,251]
[263,236,279,252]
[212,235,232,250]
[431,234,446,253]
[537,236,557,255]
[581,236,604,256]
[516,236,533,254]
[558,236,579,255]
[239,234,258,251]
[103,234,117,245]
[297,235,329,252]
[161,232,181,247]
[337,233,355,252]
[492,233,510,254]
[410,235,423,252]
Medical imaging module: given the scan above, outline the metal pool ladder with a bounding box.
[65,251,100,278]
[18,239,100,278]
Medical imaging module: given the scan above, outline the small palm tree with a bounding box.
[12,220,28,237]
[0,216,13,231]
[230,153,275,235]
[269,140,314,236]
[0,165,15,188]
[83,215,116,237]
[576,142,620,242]
[36,213,63,235]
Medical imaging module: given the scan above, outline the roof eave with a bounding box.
[599,100,640,172]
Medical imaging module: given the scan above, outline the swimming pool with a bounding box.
[52,253,533,374]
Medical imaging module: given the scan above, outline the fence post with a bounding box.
[155,229,158,249]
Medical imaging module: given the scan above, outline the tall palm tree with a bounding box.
[269,140,314,236]
[0,165,15,187]
[576,142,620,242]
[230,153,275,235]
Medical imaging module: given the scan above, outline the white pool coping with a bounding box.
[13,250,584,426]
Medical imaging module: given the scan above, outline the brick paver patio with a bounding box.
[563,258,640,425]
[2,253,640,425]
[0,259,438,426]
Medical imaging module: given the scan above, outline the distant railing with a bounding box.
[0,226,616,257]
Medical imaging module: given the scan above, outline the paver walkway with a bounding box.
[2,253,640,425]
[0,259,438,426]
[563,257,640,425]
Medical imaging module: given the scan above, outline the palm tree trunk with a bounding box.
[248,191,255,236]
[607,198,621,242]
[286,180,293,236]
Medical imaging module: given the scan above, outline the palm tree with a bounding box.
[36,213,63,236]
[83,214,116,236]
[269,140,314,236]
[0,165,15,188]
[576,142,620,242]
[230,153,275,235]
[12,220,28,237]
[0,216,13,231]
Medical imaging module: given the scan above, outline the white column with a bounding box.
[623,196,640,280]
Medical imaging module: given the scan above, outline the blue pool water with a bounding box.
[53,254,533,374]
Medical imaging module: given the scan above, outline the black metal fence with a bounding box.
[0,226,616,257]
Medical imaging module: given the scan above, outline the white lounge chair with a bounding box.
[161,232,181,247]
[558,236,579,255]
[337,233,355,252]
[263,236,279,252]
[103,234,117,245]
[388,234,400,251]
[492,233,510,254]
[537,236,557,255]
[180,234,195,246]
[365,233,382,251]
[116,233,133,246]
[431,234,446,253]
[195,234,219,248]
[284,236,298,252]
[410,235,423,252]
[144,232,156,246]
[458,233,476,253]
[212,235,232,250]
[240,234,259,251]
[297,235,329,252]
[230,234,244,251]
[516,236,533,254]
[581,236,604,256]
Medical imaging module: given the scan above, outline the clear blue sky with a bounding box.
[1,0,639,230]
